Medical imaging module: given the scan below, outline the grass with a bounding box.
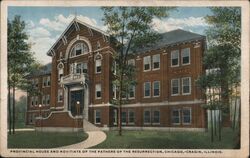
[8,131,88,148]
[92,128,239,149]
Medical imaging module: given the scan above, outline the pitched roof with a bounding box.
[134,29,206,53]
[29,63,52,77]
[47,17,109,56]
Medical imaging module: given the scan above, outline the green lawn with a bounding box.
[92,128,239,149]
[8,131,88,148]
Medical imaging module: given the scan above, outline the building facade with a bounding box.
[26,18,207,131]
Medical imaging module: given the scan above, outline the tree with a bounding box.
[197,7,241,141]
[8,15,38,134]
[102,7,175,135]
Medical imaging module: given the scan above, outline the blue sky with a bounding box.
[8,7,212,64]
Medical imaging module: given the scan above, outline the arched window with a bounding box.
[70,42,89,57]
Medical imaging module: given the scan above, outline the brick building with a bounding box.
[26,18,207,131]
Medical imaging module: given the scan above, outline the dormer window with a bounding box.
[70,42,89,57]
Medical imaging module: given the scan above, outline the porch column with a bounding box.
[83,85,89,120]
[64,86,68,111]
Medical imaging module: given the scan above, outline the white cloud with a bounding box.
[26,20,35,29]
[28,27,51,38]
[39,14,100,32]
[152,16,208,33]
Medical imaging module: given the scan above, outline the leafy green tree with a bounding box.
[197,7,241,141]
[102,7,175,135]
[8,15,38,134]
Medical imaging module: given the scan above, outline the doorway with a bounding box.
[70,90,84,116]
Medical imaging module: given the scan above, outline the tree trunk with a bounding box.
[218,109,221,141]
[118,74,124,136]
[211,110,214,142]
[8,83,12,135]
[233,85,238,130]
[12,86,16,134]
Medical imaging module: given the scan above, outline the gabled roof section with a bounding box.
[27,63,52,78]
[134,29,206,53]
[47,17,109,56]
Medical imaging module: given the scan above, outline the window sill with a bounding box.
[95,122,101,125]
[128,123,135,125]
[143,69,151,72]
[128,97,135,100]
[171,94,180,96]
[171,65,179,68]
[143,96,151,98]
[183,123,192,125]
[172,123,181,125]
[143,123,151,125]
[152,123,160,125]
[95,97,102,100]
[182,93,191,96]
[152,68,160,71]
[182,63,190,66]
[152,95,160,98]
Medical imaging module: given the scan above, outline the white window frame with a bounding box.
[46,95,50,106]
[171,50,179,67]
[182,77,191,95]
[143,109,151,125]
[171,79,180,96]
[113,109,117,125]
[153,81,160,97]
[95,58,102,74]
[152,54,160,70]
[144,82,151,98]
[112,84,117,100]
[182,107,192,125]
[47,76,50,86]
[42,95,46,105]
[95,84,102,99]
[128,85,135,99]
[172,109,181,125]
[152,109,160,125]
[94,110,101,124]
[128,110,135,125]
[181,48,191,65]
[143,56,151,71]
[121,111,127,125]
[58,89,63,102]
[70,42,89,58]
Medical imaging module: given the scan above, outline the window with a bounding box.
[144,82,151,97]
[34,79,39,88]
[181,48,190,65]
[95,56,102,73]
[182,77,191,95]
[153,54,160,70]
[95,84,101,99]
[144,110,151,124]
[128,85,135,99]
[112,84,117,99]
[43,76,50,87]
[35,96,38,106]
[153,81,160,97]
[182,108,192,124]
[31,97,34,106]
[171,50,179,67]
[113,109,117,125]
[58,89,63,102]
[153,110,160,124]
[42,95,46,105]
[172,109,180,125]
[128,110,135,124]
[122,111,127,125]
[76,62,88,74]
[43,77,46,87]
[46,95,50,105]
[47,76,50,86]
[171,79,180,95]
[143,56,151,71]
[70,42,89,57]
[95,110,101,124]
[97,41,101,49]
[128,59,135,66]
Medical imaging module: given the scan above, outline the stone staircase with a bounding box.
[83,119,101,131]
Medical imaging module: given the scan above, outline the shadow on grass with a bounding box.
[8,131,88,149]
[92,128,239,149]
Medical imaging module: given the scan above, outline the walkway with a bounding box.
[57,119,107,149]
